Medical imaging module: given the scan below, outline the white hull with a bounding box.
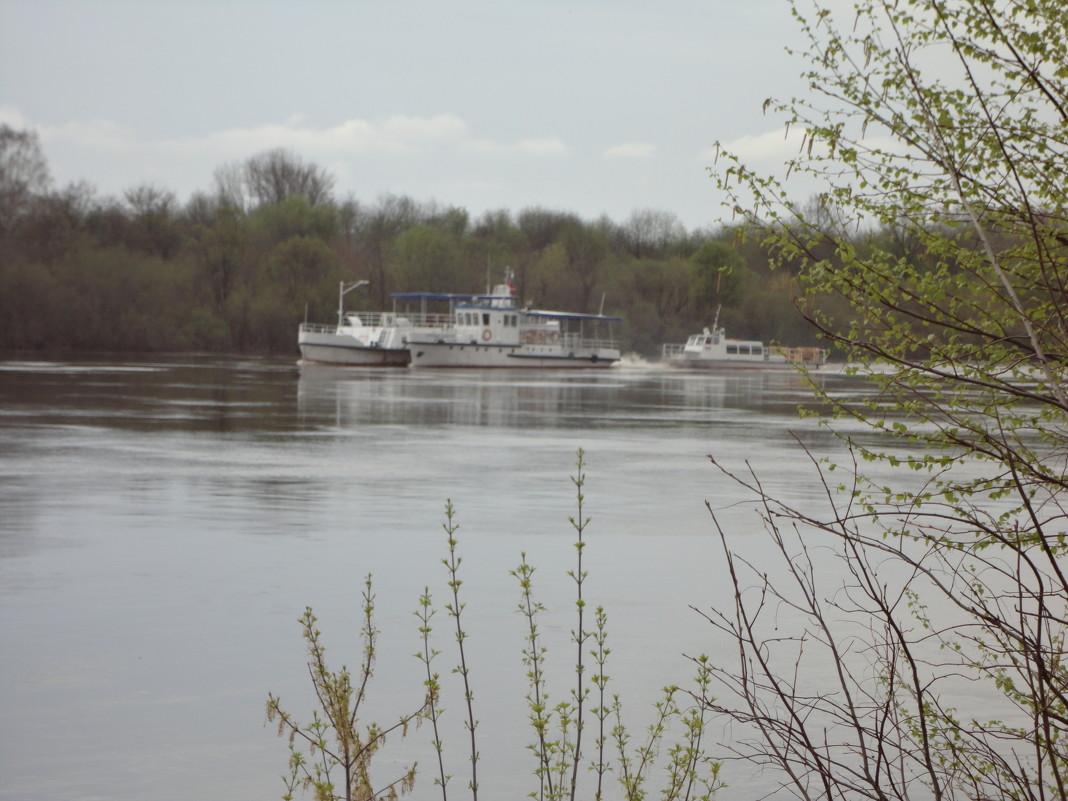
[407,339,619,368]
[298,327,410,367]
[667,355,792,370]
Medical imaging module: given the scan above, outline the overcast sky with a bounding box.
[0,0,816,230]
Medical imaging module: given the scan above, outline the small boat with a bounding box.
[662,317,825,370]
[298,280,412,367]
[398,278,621,369]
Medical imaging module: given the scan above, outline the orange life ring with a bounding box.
[481,328,492,342]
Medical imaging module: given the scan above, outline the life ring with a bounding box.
[481,328,492,342]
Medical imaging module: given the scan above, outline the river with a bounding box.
[0,356,884,800]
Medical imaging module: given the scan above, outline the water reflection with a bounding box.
[295,362,848,431]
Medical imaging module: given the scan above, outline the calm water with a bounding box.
[0,356,879,800]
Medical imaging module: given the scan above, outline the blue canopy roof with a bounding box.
[525,309,622,322]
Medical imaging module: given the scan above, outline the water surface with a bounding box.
[0,356,874,800]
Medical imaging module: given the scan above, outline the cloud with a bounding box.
[24,114,137,153]
[602,142,657,159]
[0,104,30,128]
[709,127,810,165]
[7,107,564,163]
[466,135,568,156]
[512,137,568,155]
[172,113,471,158]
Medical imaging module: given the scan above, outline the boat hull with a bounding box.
[298,330,410,367]
[408,340,619,368]
[665,356,796,370]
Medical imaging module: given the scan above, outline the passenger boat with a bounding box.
[297,280,413,367]
[398,279,621,369]
[662,321,825,370]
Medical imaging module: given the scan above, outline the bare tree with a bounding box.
[243,148,335,207]
[124,183,180,258]
[618,209,685,259]
[212,161,248,212]
[0,124,51,231]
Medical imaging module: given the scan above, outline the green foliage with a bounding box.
[688,242,746,309]
[268,235,338,304]
[266,580,427,801]
[392,225,466,292]
[253,195,340,244]
[707,0,1068,798]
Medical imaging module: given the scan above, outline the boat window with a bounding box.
[483,313,490,326]
[705,338,712,345]
[727,344,738,354]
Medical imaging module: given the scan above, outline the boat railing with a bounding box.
[568,334,618,351]
[299,322,337,335]
[770,345,826,363]
[301,312,453,332]
[396,312,453,329]
[662,343,686,358]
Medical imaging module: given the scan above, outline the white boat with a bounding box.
[298,314,412,367]
[298,280,413,367]
[397,280,622,369]
[662,323,825,370]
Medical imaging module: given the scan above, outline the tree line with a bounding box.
[0,127,845,357]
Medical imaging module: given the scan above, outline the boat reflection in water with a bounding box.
[296,359,841,432]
